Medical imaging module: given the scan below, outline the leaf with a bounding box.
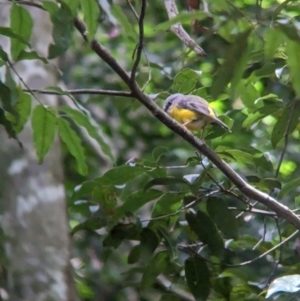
[186,211,224,256]
[172,69,200,94]
[79,0,100,40]
[152,146,168,162]
[61,0,80,15]
[114,189,163,219]
[16,50,49,64]
[0,27,30,46]
[0,81,17,117]
[60,106,114,162]
[128,245,141,264]
[71,216,107,235]
[43,2,73,59]
[207,198,238,239]
[278,178,300,198]
[140,227,160,257]
[211,29,252,98]
[285,38,300,97]
[31,105,57,164]
[97,166,145,186]
[152,193,183,217]
[264,27,283,61]
[185,255,210,301]
[0,46,9,61]
[141,251,169,289]
[57,117,88,175]
[13,89,31,133]
[271,101,300,148]
[10,4,33,61]
[144,177,190,191]
[0,107,18,140]
[92,185,117,215]
[111,5,137,40]
[266,275,300,298]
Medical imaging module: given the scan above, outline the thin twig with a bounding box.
[225,229,299,268]
[24,88,133,97]
[130,0,146,84]
[164,0,206,56]
[125,0,139,21]
[275,100,298,178]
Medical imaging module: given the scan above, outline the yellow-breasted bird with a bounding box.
[163,93,230,136]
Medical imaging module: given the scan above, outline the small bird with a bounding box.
[163,93,230,137]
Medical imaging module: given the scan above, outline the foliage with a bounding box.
[1,0,300,300]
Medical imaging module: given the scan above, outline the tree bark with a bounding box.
[0,4,78,301]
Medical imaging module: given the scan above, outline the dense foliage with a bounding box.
[1,0,300,300]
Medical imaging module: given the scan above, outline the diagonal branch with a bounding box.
[73,17,300,230]
[164,0,206,56]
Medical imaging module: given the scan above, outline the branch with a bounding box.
[164,0,206,56]
[130,0,146,84]
[24,89,133,97]
[73,18,300,230]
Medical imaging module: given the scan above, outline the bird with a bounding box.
[163,93,230,138]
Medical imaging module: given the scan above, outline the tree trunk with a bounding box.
[0,4,78,301]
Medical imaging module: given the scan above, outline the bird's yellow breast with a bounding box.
[169,106,212,131]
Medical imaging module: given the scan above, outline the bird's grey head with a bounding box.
[163,93,185,112]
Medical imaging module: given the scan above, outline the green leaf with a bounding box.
[31,105,57,164]
[92,185,117,214]
[144,177,190,191]
[128,245,141,264]
[152,193,183,217]
[207,198,238,239]
[140,227,160,257]
[286,38,300,97]
[61,0,80,15]
[266,275,300,298]
[264,27,283,60]
[0,46,9,61]
[0,81,17,117]
[10,4,33,61]
[13,89,31,133]
[71,216,107,235]
[172,69,200,94]
[60,106,114,162]
[271,101,300,148]
[278,178,300,198]
[43,2,73,59]
[57,117,88,175]
[185,255,210,301]
[111,5,137,40]
[152,146,168,162]
[186,211,224,256]
[16,50,49,64]
[211,29,252,98]
[0,27,30,46]
[115,189,163,219]
[79,0,100,41]
[141,251,169,289]
[0,107,18,140]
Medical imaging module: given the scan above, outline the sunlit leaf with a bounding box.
[172,69,200,94]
